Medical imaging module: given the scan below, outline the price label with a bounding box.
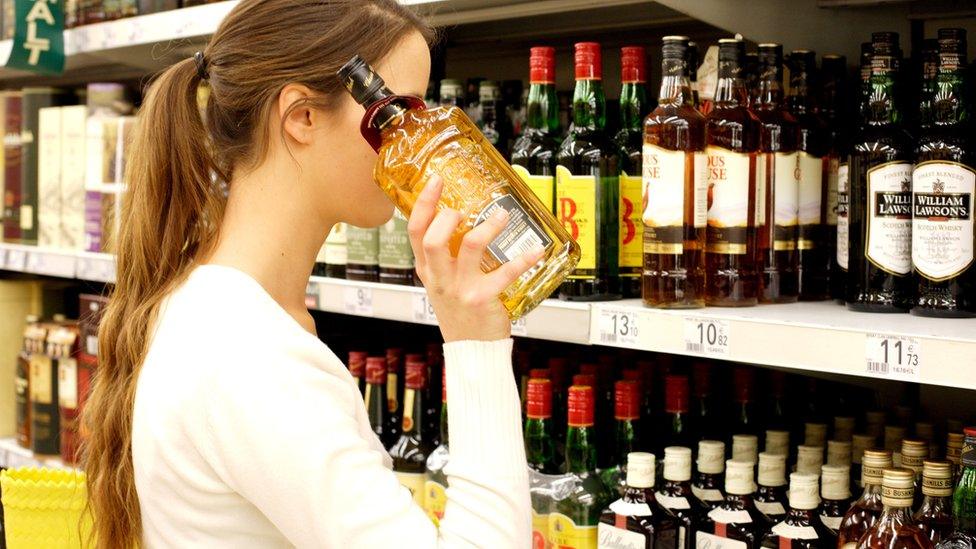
[343,286,374,316]
[5,248,27,271]
[684,318,730,356]
[412,293,438,325]
[77,255,116,283]
[510,316,528,337]
[304,282,320,310]
[27,252,76,278]
[596,308,640,347]
[865,334,921,381]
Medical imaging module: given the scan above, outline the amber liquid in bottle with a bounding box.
[704,39,760,306]
[838,450,893,548]
[913,461,956,545]
[643,36,707,309]
[858,468,935,549]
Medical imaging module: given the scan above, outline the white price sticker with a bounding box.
[77,255,116,283]
[597,308,640,347]
[684,318,730,356]
[343,287,374,316]
[5,248,26,271]
[510,316,528,337]
[304,282,319,310]
[412,293,438,325]
[27,252,76,278]
[865,334,921,381]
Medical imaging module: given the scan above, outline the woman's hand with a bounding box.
[408,175,545,343]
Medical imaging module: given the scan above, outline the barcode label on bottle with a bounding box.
[475,194,552,264]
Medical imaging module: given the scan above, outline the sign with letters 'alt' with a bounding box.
[6,0,64,75]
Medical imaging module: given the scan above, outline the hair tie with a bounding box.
[193,51,209,81]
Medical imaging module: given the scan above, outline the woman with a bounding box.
[83,1,536,547]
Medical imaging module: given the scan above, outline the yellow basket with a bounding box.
[1,467,93,548]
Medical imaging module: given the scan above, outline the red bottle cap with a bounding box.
[579,363,598,375]
[665,374,690,414]
[734,367,754,403]
[965,427,976,438]
[366,357,387,384]
[348,351,367,377]
[386,348,403,372]
[530,368,550,379]
[615,380,641,420]
[441,365,447,403]
[529,46,556,84]
[573,373,596,388]
[621,46,646,83]
[527,379,553,419]
[405,359,426,389]
[568,385,595,427]
[574,42,602,81]
[692,362,711,397]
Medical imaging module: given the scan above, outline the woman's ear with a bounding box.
[278,83,319,145]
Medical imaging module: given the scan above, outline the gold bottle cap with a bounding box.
[947,433,964,464]
[852,434,877,465]
[797,445,824,475]
[921,460,954,497]
[834,416,856,442]
[821,464,852,500]
[733,434,759,464]
[698,440,726,474]
[862,449,894,485]
[725,459,756,495]
[881,468,915,507]
[901,439,928,472]
[789,472,821,510]
[626,452,656,489]
[758,452,787,487]
[805,423,828,447]
[765,430,790,456]
[885,426,906,451]
[828,440,853,466]
[664,446,693,482]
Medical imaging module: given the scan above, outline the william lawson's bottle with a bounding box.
[424,368,449,524]
[911,28,976,318]
[338,55,579,320]
[657,446,709,549]
[365,357,391,448]
[512,47,560,214]
[847,32,915,312]
[557,42,621,301]
[698,459,769,549]
[822,54,850,302]
[838,449,893,548]
[705,38,761,306]
[599,452,678,549]
[616,46,650,298]
[755,452,789,525]
[857,468,934,549]
[754,43,800,304]
[643,35,708,309]
[761,472,834,549]
[915,460,955,544]
[936,428,976,549]
[695,440,728,509]
[390,357,434,508]
[820,464,854,544]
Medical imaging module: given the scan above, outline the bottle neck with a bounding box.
[440,401,449,446]
[614,418,637,463]
[786,508,819,524]
[624,486,653,504]
[662,478,693,494]
[658,57,694,108]
[526,82,559,134]
[880,502,915,521]
[620,81,647,131]
[572,79,606,131]
[787,72,814,115]
[367,382,386,424]
[932,65,969,126]
[723,493,754,509]
[865,64,902,126]
[525,416,554,469]
[758,65,785,108]
[403,386,425,436]
[566,425,598,474]
[715,59,748,106]
[859,481,883,501]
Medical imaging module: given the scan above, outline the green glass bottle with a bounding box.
[938,428,976,548]
[525,378,560,474]
[601,380,642,496]
[551,385,612,548]
[556,42,622,301]
[511,47,560,215]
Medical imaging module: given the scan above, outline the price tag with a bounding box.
[343,286,374,316]
[412,293,438,325]
[596,308,640,347]
[5,248,27,271]
[27,252,76,278]
[304,282,320,310]
[683,318,730,356]
[77,255,116,283]
[510,316,528,337]
[865,334,921,381]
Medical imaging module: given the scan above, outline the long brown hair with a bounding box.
[82,2,432,546]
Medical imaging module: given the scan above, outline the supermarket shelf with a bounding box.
[0,243,115,283]
[0,437,73,470]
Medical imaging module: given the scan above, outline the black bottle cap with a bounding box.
[337,55,394,107]
[662,35,689,60]
[758,43,783,67]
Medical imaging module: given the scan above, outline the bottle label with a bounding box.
[556,165,597,274]
[549,511,597,549]
[798,152,824,249]
[29,355,53,404]
[395,471,426,507]
[656,493,692,510]
[598,522,647,549]
[837,163,849,270]
[533,508,551,549]
[475,193,553,265]
[866,162,913,275]
[692,485,724,502]
[708,508,753,524]
[696,531,747,549]
[424,479,447,524]
[754,500,785,517]
[827,156,839,226]
[379,210,415,269]
[771,523,819,540]
[696,152,708,229]
[57,357,78,409]
[922,476,954,497]
[346,226,379,265]
[324,223,348,265]
[642,144,687,254]
[609,499,653,517]
[769,152,799,250]
[820,513,843,531]
[911,161,975,281]
[513,165,555,213]
[619,172,643,269]
[706,147,752,254]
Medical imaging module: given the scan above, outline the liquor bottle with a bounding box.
[552,385,612,548]
[805,423,828,448]
[915,460,955,544]
[754,43,800,303]
[511,47,559,214]
[911,28,975,318]
[838,449,894,548]
[788,49,832,301]
[338,56,579,320]
[642,35,708,308]
[385,348,405,447]
[348,350,367,395]
[324,223,347,278]
[734,435,760,465]
[687,41,701,109]
[731,367,760,439]
[695,440,728,509]
[603,380,642,495]
[525,378,560,475]
[379,209,415,285]
[835,417,857,443]
[760,472,835,549]
[478,80,512,159]
[556,42,621,301]
[822,54,850,302]
[423,344,443,448]
[424,369,449,524]
[365,357,389,448]
[766,430,790,457]
[705,38,761,306]
[16,317,42,449]
[821,464,854,543]
[657,446,709,549]
[660,374,695,456]
[550,357,570,451]
[847,32,915,312]
[698,459,768,549]
[755,452,789,524]
[599,452,679,548]
[828,440,854,468]
[346,225,380,282]
[390,358,434,507]
[2,92,23,242]
[744,52,761,109]
[797,446,825,477]
[946,433,964,481]
[858,468,934,549]
[936,428,975,549]
[616,46,650,299]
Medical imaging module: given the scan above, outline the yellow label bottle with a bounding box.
[618,172,643,272]
[514,164,555,215]
[549,512,598,549]
[556,165,597,274]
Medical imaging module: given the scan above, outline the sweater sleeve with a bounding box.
[202,339,529,549]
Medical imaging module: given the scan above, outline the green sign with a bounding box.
[7,0,64,75]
